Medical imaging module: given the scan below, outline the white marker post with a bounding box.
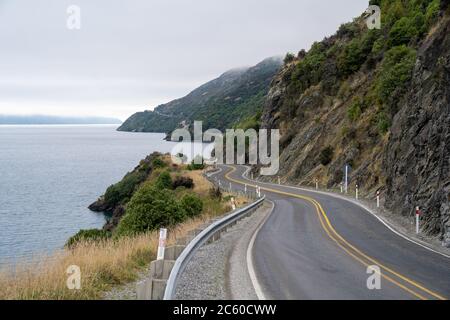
[344,165,348,194]
[157,228,167,261]
[278,176,281,185]
[244,184,247,193]
[315,178,318,190]
[376,191,380,208]
[231,197,236,210]
[415,207,421,234]
[229,182,232,192]
[251,172,254,180]
[340,183,343,193]
[355,184,359,200]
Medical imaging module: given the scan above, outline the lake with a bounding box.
[0,125,176,266]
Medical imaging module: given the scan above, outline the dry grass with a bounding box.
[0,214,216,300]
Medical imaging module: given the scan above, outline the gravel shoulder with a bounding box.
[175,201,273,300]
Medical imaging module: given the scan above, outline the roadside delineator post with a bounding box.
[340,183,343,193]
[416,207,421,234]
[157,228,167,261]
[376,191,380,208]
[344,165,349,194]
[251,172,254,180]
[244,184,247,194]
[231,197,236,210]
[278,176,281,185]
[315,178,318,190]
[355,184,359,200]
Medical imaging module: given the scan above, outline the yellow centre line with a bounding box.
[224,165,446,301]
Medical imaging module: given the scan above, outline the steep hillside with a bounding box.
[118,57,282,135]
[259,0,449,242]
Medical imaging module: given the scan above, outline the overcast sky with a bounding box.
[0,0,368,120]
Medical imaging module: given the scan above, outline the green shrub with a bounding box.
[377,112,391,134]
[156,171,172,189]
[347,98,363,121]
[152,158,167,168]
[425,0,440,27]
[319,146,334,166]
[104,171,146,208]
[66,229,110,248]
[115,184,185,237]
[291,42,326,91]
[187,155,205,170]
[388,17,419,47]
[338,31,379,76]
[180,194,203,218]
[376,45,416,103]
[284,52,295,64]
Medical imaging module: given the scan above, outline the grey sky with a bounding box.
[0,0,368,120]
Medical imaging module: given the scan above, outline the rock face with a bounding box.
[259,4,450,241]
[384,14,450,243]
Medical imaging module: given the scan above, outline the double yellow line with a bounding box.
[224,166,446,300]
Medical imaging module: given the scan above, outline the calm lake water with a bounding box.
[0,125,176,266]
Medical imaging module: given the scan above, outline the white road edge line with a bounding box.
[246,199,275,301]
[238,166,450,260]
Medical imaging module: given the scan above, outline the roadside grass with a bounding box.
[0,211,221,300]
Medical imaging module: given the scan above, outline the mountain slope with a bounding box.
[118,57,282,134]
[259,0,449,243]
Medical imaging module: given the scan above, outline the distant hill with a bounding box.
[118,57,283,135]
[0,115,122,125]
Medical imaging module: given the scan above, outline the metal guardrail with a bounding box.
[163,195,266,300]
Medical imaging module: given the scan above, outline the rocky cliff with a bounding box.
[260,0,449,243]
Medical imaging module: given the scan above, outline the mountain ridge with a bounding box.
[117,56,283,135]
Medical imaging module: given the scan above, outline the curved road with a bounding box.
[213,165,450,300]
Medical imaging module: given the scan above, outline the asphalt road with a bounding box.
[213,165,450,300]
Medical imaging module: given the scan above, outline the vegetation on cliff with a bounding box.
[260,0,449,239]
[117,57,282,135]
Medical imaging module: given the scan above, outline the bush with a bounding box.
[388,17,419,47]
[172,176,194,189]
[180,194,203,218]
[152,158,166,168]
[284,52,295,64]
[337,31,379,77]
[104,171,146,208]
[209,186,222,200]
[115,184,186,237]
[187,155,205,170]
[319,146,334,166]
[347,98,363,121]
[377,112,391,134]
[376,45,416,103]
[291,42,326,91]
[155,171,172,189]
[66,229,110,248]
[425,0,440,27]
